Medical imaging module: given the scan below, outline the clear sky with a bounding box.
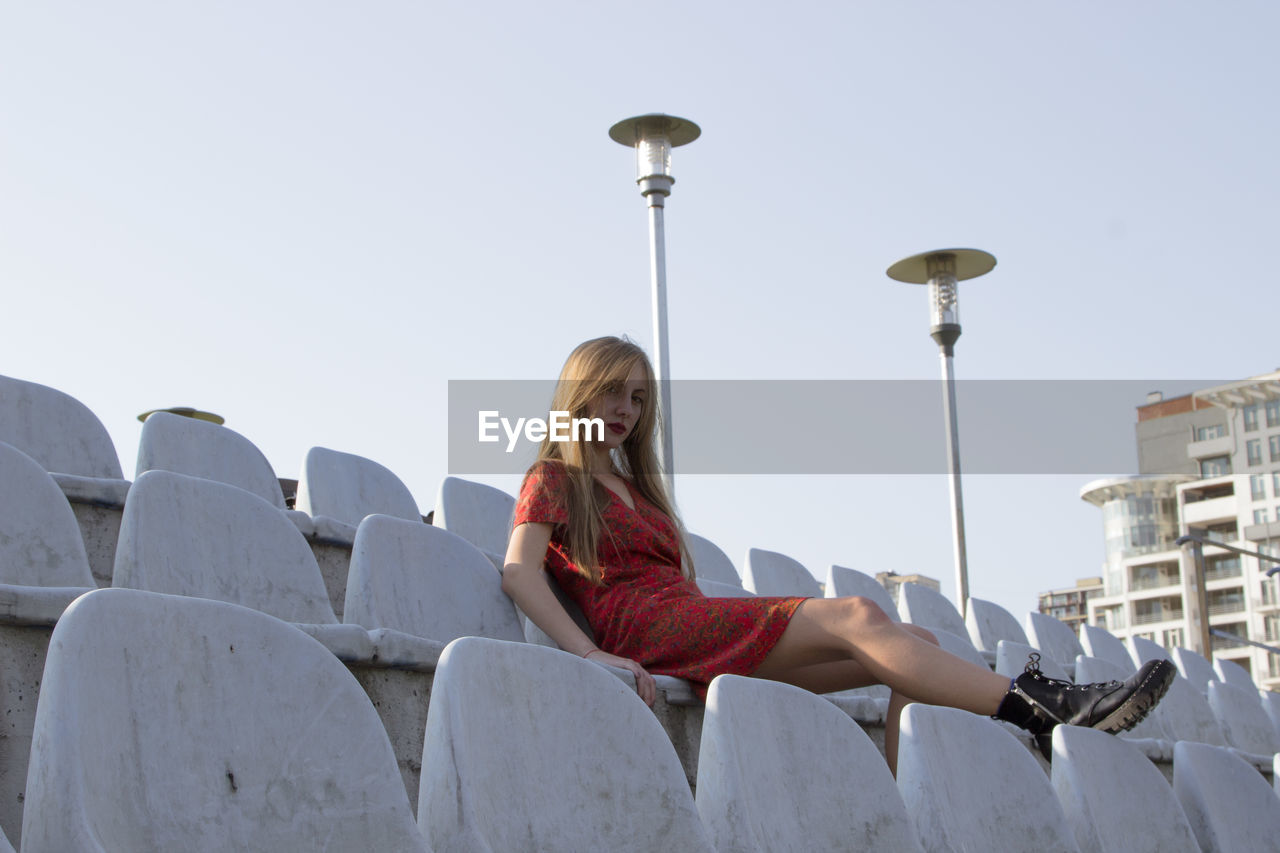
[2,2,1275,619]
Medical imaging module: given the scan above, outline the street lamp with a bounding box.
[609,113,701,493]
[887,248,997,617]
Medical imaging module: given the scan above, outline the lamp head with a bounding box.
[609,114,701,184]
[886,248,996,349]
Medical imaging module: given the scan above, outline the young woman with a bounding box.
[501,336,1173,771]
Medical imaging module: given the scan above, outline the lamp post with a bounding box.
[887,248,997,617]
[609,113,700,494]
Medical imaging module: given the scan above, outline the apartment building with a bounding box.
[1037,577,1104,635]
[1080,371,1280,689]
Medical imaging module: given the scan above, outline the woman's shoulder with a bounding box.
[521,458,569,488]
[514,459,573,528]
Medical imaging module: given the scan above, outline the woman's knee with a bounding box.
[833,595,893,634]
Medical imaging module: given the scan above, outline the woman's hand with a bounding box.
[585,649,657,707]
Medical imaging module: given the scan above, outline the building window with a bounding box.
[1266,614,1280,643]
[1257,509,1271,524]
[1200,455,1231,478]
[1253,474,1268,501]
[1206,554,1241,580]
[1162,627,1185,648]
[1267,399,1280,428]
[1133,596,1184,625]
[1095,605,1125,630]
[1130,561,1181,590]
[1271,435,1280,463]
[1210,625,1247,652]
[1195,424,1227,441]
[1204,521,1238,543]
[1207,587,1245,616]
[1244,405,1260,432]
[1247,439,1263,466]
[1274,472,1280,498]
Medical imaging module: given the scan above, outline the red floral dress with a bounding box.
[513,460,807,700]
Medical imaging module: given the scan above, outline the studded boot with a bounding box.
[994,653,1175,743]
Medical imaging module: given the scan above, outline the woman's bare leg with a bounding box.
[751,597,1009,714]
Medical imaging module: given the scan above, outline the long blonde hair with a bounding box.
[536,336,693,585]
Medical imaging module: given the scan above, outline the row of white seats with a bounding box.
[2,371,1270,691]
[11,413,1277,744]
[0,374,422,528]
[20,589,1280,852]
[0,369,748,597]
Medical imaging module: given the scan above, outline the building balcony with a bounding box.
[1204,566,1242,583]
[1132,610,1184,626]
[1186,435,1234,459]
[1207,602,1245,616]
[1130,576,1181,592]
[1183,496,1238,526]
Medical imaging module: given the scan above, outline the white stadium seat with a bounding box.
[21,588,427,852]
[418,637,715,852]
[697,674,922,852]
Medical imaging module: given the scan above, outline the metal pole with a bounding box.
[609,114,700,500]
[886,248,995,619]
[938,346,969,616]
[646,190,675,494]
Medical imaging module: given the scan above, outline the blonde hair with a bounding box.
[536,336,693,585]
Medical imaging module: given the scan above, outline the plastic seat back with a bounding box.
[1213,657,1258,693]
[1128,635,1172,666]
[1024,611,1084,669]
[687,533,741,586]
[1159,676,1228,746]
[896,704,1079,853]
[966,597,1028,653]
[432,476,515,558]
[1080,624,1137,674]
[743,547,821,597]
[346,514,523,642]
[696,578,755,598]
[996,639,1069,681]
[1207,680,1280,756]
[136,411,284,508]
[826,564,899,618]
[1051,725,1198,853]
[1171,646,1220,695]
[21,588,426,853]
[0,374,122,478]
[419,637,715,853]
[898,582,969,641]
[1174,741,1280,852]
[297,446,419,526]
[114,470,336,624]
[0,441,95,587]
[697,674,922,852]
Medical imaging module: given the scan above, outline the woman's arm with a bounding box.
[502,521,656,706]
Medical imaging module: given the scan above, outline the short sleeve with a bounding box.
[512,461,570,528]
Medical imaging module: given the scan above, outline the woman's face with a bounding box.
[587,362,648,452]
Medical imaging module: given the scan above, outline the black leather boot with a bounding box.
[994,654,1175,744]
